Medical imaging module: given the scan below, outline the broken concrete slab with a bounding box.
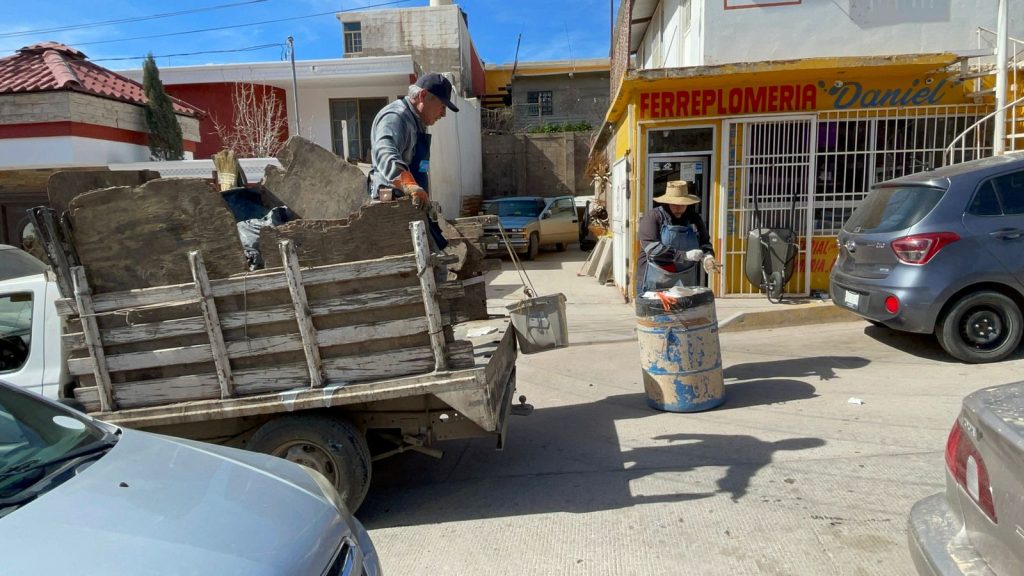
[48,169,160,215]
[260,199,428,268]
[68,178,247,293]
[262,136,369,220]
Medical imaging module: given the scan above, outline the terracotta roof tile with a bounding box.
[0,42,203,117]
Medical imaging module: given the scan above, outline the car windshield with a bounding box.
[482,200,545,218]
[0,384,110,500]
[843,185,945,234]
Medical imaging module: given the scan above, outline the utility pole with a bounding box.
[287,36,301,137]
[993,0,1007,155]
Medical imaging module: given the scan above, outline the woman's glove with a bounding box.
[684,249,704,261]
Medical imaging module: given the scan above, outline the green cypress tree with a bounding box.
[142,54,184,160]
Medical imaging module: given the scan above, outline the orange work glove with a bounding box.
[392,170,428,210]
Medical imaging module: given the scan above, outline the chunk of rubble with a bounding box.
[262,136,370,221]
[67,178,246,293]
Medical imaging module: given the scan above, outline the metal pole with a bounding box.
[994,0,1007,155]
[288,36,301,137]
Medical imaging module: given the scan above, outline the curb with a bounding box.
[719,302,861,333]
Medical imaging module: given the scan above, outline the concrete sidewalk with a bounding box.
[484,248,860,344]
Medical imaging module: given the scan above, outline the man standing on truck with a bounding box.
[367,73,459,249]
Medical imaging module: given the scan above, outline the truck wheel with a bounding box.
[248,414,372,512]
[936,291,1022,364]
[525,233,539,261]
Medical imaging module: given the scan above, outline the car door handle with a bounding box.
[990,228,1024,240]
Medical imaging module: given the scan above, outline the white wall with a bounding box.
[701,0,1024,65]
[428,92,482,220]
[636,0,1024,67]
[286,82,408,152]
[0,136,164,168]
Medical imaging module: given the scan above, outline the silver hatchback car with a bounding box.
[830,153,1024,363]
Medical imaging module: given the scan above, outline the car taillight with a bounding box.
[891,232,959,264]
[884,296,899,314]
[945,419,997,523]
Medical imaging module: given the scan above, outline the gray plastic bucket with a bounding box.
[506,293,569,354]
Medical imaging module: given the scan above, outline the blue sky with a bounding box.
[1,0,617,68]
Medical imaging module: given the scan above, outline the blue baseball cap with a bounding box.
[415,73,459,112]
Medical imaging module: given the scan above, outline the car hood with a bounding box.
[0,429,348,576]
[497,216,539,229]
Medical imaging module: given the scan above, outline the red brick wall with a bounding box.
[164,83,288,159]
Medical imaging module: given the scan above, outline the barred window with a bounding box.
[527,91,553,116]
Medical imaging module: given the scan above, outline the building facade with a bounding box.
[596,0,1024,299]
[483,59,611,133]
[0,43,202,169]
[336,1,486,98]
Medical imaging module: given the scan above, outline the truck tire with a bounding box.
[248,414,372,512]
[936,291,1022,364]
[525,233,539,261]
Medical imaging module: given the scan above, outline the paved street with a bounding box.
[360,249,1024,575]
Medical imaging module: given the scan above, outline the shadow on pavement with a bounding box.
[861,325,959,363]
[359,390,824,528]
[717,379,819,410]
[724,356,870,382]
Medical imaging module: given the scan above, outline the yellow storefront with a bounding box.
[598,54,993,298]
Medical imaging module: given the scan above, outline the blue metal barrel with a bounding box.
[636,289,724,412]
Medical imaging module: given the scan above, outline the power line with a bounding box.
[0,0,270,39]
[3,0,415,52]
[87,43,285,63]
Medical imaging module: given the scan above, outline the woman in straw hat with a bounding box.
[636,180,716,295]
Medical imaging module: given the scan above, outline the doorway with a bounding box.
[646,155,713,286]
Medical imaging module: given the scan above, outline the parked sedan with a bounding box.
[908,380,1024,575]
[0,379,381,575]
[830,153,1024,363]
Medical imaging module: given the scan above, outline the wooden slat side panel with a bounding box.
[74,346,442,412]
[67,317,431,376]
[63,283,467,352]
[55,255,418,317]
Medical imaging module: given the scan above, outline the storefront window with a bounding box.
[648,127,713,155]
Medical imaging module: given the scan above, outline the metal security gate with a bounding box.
[719,116,815,297]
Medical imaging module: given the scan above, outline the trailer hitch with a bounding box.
[371,433,444,462]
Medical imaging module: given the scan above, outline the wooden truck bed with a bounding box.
[55,222,518,447]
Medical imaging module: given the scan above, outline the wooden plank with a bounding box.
[78,370,484,428]
[279,240,325,388]
[410,220,448,371]
[71,267,115,412]
[446,340,476,370]
[67,317,430,376]
[189,251,236,399]
[55,254,418,317]
[74,346,448,412]
[62,282,466,351]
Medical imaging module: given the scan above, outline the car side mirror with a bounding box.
[541,212,551,220]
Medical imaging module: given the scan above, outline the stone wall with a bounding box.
[0,91,200,142]
[481,131,594,198]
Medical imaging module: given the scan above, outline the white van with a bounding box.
[0,245,67,398]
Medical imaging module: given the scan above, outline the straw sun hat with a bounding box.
[656,181,701,205]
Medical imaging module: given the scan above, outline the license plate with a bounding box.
[843,290,860,309]
[486,243,498,250]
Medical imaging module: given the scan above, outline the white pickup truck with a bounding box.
[0,244,69,399]
[0,227,522,512]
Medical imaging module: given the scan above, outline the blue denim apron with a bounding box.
[408,132,449,250]
[641,220,699,293]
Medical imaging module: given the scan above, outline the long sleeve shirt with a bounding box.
[367,98,425,197]
[636,205,713,273]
